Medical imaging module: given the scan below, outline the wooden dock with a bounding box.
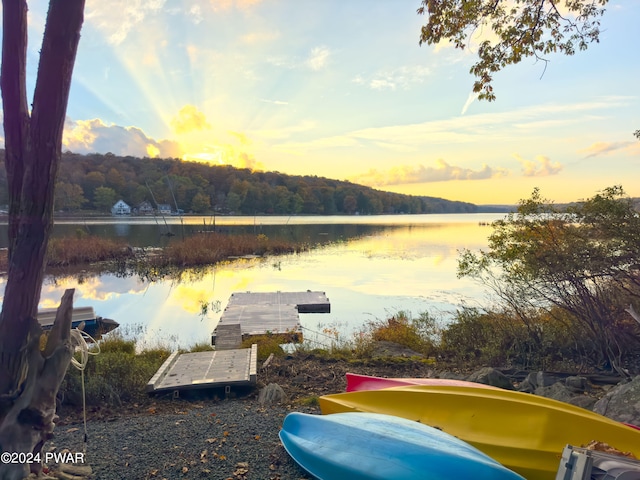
[211,290,330,344]
[148,291,330,395]
[146,344,258,394]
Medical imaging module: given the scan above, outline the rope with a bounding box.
[69,328,100,448]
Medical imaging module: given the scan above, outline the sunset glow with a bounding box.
[11,1,640,205]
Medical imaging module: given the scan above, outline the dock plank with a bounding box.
[214,322,242,350]
[212,290,331,344]
[227,291,330,313]
[149,348,257,393]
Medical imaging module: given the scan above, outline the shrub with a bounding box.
[47,235,132,266]
[363,311,437,356]
[241,334,285,361]
[158,233,303,267]
[60,335,170,407]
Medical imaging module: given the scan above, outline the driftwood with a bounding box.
[0,289,75,479]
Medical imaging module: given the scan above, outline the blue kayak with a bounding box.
[279,412,525,480]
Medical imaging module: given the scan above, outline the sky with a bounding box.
[5,0,640,205]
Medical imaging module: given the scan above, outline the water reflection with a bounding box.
[0,214,502,349]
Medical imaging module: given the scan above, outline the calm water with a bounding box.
[0,213,504,349]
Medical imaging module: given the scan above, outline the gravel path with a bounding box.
[49,398,315,480]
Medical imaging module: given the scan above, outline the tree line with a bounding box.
[0,150,486,215]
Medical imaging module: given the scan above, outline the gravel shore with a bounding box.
[49,398,315,480]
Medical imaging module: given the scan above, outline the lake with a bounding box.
[0,213,505,350]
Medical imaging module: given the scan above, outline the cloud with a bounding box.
[242,30,280,44]
[62,115,261,170]
[460,91,478,115]
[306,46,330,71]
[580,141,640,158]
[208,0,263,11]
[350,160,509,186]
[260,98,289,106]
[252,120,316,141]
[62,118,181,158]
[514,154,563,177]
[267,47,331,71]
[353,65,431,91]
[188,4,203,24]
[170,105,211,135]
[86,0,166,45]
[273,98,633,154]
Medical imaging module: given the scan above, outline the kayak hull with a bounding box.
[319,385,640,480]
[279,411,525,480]
[345,372,498,392]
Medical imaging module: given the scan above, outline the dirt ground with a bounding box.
[57,352,482,426]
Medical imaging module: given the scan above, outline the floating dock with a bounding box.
[211,290,330,344]
[146,345,258,394]
[147,291,330,395]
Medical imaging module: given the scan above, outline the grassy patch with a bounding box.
[47,235,133,267]
[241,334,286,361]
[296,395,320,407]
[60,334,170,407]
[157,233,307,268]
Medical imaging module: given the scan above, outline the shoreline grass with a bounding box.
[0,232,317,273]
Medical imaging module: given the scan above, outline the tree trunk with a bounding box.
[0,290,76,479]
[0,0,85,477]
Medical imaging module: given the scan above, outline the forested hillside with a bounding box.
[0,150,482,215]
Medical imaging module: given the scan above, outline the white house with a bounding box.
[111,200,131,216]
[157,204,172,215]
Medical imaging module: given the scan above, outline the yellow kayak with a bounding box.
[319,385,640,480]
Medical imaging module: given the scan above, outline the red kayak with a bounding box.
[345,372,499,392]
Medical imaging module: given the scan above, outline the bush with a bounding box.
[363,311,437,356]
[60,335,170,407]
[47,235,132,266]
[158,233,304,267]
[241,334,285,361]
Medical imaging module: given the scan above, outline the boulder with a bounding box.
[466,367,514,390]
[593,375,640,426]
[535,382,574,403]
[567,395,598,411]
[564,375,588,394]
[518,371,567,393]
[517,372,538,393]
[258,383,287,405]
[370,341,424,359]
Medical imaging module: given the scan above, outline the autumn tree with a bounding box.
[190,192,211,213]
[0,0,86,477]
[458,186,640,375]
[93,186,118,212]
[417,0,608,101]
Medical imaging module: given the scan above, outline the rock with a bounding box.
[258,383,287,405]
[564,376,588,394]
[535,382,574,403]
[568,395,598,411]
[537,371,563,388]
[593,375,640,425]
[466,367,514,390]
[370,341,424,359]
[517,372,538,393]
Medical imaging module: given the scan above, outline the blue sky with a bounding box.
[7,0,640,204]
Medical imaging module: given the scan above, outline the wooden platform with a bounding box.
[146,344,258,394]
[148,291,330,395]
[211,290,330,345]
[226,291,331,313]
